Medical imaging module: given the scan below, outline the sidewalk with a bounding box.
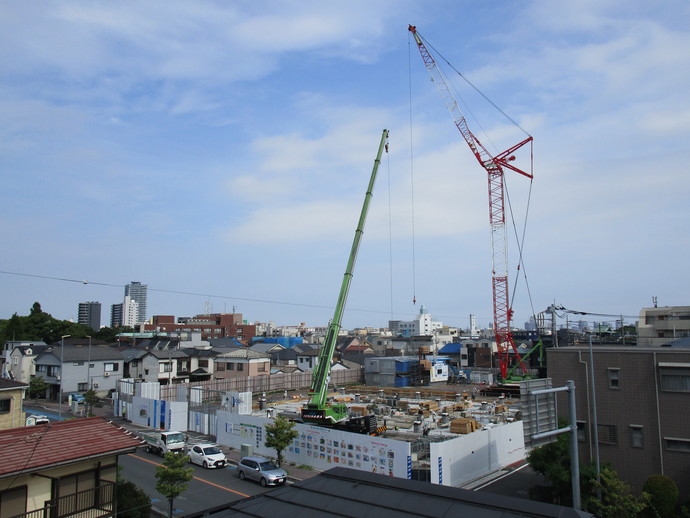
[23,399,320,483]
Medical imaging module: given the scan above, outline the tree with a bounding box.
[115,479,151,518]
[155,452,193,518]
[83,388,99,417]
[28,376,48,399]
[642,474,679,518]
[264,415,298,467]
[585,466,648,518]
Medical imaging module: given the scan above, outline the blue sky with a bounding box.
[1,1,688,331]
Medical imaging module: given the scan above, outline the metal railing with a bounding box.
[10,481,115,518]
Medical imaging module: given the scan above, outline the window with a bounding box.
[160,362,172,373]
[577,421,587,443]
[665,437,690,452]
[597,424,618,445]
[607,368,620,389]
[199,360,208,368]
[630,426,644,448]
[104,363,119,372]
[78,383,88,391]
[0,399,10,414]
[258,363,266,372]
[660,370,690,392]
[216,362,225,371]
[228,363,235,371]
[237,363,244,371]
[0,485,27,518]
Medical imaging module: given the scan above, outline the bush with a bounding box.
[116,479,151,518]
[642,474,678,518]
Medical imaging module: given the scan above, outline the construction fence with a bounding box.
[119,368,364,404]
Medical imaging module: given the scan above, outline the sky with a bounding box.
[1,1,689,332]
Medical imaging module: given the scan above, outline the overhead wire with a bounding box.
[0,268,443,320]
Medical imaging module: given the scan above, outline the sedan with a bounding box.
[237,456,287,486]
[187,444,227,469]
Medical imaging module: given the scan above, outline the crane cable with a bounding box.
[408,33,418,306]
[387,136,394,321]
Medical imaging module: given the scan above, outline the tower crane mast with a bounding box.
[409,25,532,379]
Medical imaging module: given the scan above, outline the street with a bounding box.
[120,449,275,516]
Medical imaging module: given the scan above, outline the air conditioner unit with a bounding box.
[104,372,110,377]
[93,383,99,388]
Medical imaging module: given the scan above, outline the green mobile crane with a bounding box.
[300,129,389,430]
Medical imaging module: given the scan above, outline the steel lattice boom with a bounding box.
[409,25,532,379]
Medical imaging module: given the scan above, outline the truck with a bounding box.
[140,430,187,455]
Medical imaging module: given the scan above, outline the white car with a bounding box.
[187,444,227,469]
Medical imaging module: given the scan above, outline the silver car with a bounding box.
[237,456,287,486]
[187,444,227,469]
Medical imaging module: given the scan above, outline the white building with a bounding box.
[389,306,443,337]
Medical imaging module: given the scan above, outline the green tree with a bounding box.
[115,478,151,518]
[642,474,679,518]
[155,452,193,518]
[28,376,48,399]
[83,388,99,417]
[264,415,298,467]
[585,466,648,518]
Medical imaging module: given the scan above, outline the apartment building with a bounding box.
[547,345,690,496]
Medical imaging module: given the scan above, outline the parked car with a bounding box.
[237,456,287,486]
[187,444,227,469]
[68,393,85,404]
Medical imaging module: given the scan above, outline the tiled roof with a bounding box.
[0,417,142,479]
[0,379,28,390]
[193,467,593,518]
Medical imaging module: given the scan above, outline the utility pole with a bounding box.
[58,335,71,419]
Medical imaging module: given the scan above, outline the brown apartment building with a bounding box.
[547,345,690,496]
[142,313,257,341]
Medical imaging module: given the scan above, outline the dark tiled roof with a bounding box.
[37,346,124,362]
[188,467,593,518]
[0,417,142,478]
[0,379,28,390]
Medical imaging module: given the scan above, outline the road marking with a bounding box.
[128,454,250,498]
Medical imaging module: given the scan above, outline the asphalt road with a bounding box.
[119,449,275,516]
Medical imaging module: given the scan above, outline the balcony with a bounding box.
[10,481,115,518]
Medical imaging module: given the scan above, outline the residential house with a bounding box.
[6,344,49,383]
[2,340,47,380]
[547,345,690,496]
[214,349,271,379]
[33,345,125,399]
[0,379,27,429]
[0,417,142,518]
[138,349,191,385]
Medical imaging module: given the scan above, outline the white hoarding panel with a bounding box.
[430,421,525,486]
[217,411,412,479]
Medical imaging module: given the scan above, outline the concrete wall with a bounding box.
[430,420,525,486]
[129,395,187,431]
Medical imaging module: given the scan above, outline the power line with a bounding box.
[0,269,442,321]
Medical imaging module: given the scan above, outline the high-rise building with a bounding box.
[78,301,101,330]
[124,281,148,324]
[110,303,123,327]
[122,296,139,327]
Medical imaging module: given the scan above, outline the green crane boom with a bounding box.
[301,129,389,425]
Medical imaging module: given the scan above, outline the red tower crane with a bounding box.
[409,25,532,380]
